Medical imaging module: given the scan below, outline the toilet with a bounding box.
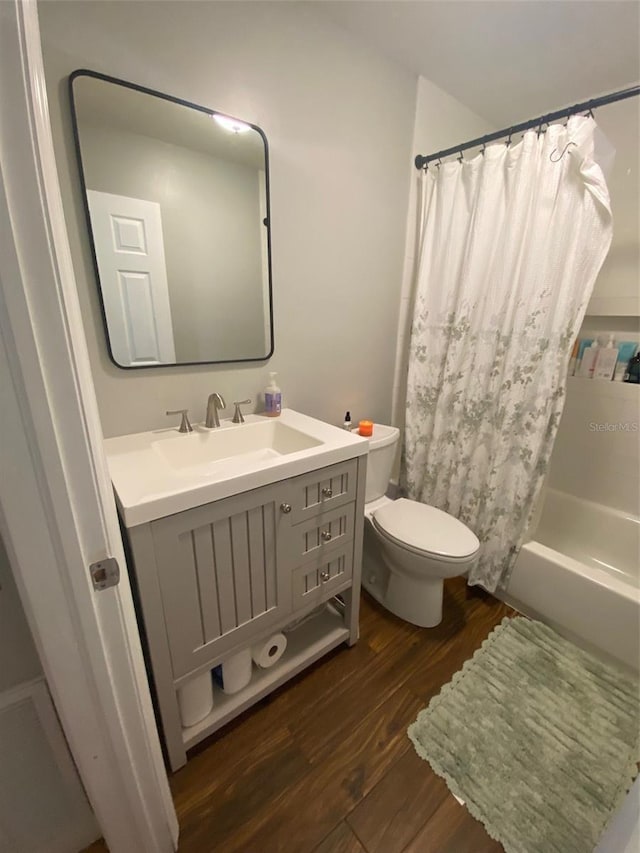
[362,424,480,628]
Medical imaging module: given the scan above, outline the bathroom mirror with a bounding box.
[69,70,273,368]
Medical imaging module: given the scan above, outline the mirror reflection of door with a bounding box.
[70,71,273,368]
[87,190,176,366]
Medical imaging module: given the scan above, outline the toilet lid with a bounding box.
[372,498,480,559]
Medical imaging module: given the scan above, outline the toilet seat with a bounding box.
[372,498,479,562]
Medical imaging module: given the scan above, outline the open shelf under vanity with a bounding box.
[182,602,349,750]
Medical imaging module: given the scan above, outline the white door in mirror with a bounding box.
[87,190,176,366]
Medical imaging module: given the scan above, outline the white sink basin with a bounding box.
[105,409,368,527]
[153,420,323,474]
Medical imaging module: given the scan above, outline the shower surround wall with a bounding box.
[39,0,417,437]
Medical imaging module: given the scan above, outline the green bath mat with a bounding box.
[408,616,640,853]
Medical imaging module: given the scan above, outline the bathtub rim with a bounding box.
[518,540,640,603]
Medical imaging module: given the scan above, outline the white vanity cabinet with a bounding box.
[123,454,366,771]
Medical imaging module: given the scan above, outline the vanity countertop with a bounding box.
[105,408,368,527]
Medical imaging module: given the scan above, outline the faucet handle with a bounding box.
[232,399,252,424]
[166,409,193,433]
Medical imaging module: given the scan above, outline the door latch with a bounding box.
[89,557,120,591]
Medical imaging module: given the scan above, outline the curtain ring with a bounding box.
[457,150,464,162]
[563,112,570,127]
[436,157,442,169]
[537,121,547,136]
[505,128,513,146]
[480,142,486,155]
[586,108,594,119]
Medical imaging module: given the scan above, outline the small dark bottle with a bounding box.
[623,352,640,384]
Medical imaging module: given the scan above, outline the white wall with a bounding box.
[0,535,41,693]
[391,76,495,428]
[38,0,417,437]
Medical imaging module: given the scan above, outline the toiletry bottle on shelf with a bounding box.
[343,411,352,430]
[593,335,617,380]
[615,343,638,381]
[568,339,579,376]
[578,337,600,378]
[575,339,593,375]
[623,352,640,384]
[264,372,282,417]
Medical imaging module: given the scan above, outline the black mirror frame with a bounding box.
[68,68,275,369]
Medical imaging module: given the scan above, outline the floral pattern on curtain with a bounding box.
[400,116,613,593]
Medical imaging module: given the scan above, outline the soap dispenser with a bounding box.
[264,372,282,417]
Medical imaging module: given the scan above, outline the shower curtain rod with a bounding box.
[414,84,640,169]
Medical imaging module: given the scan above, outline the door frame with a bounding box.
[0,2,178,850]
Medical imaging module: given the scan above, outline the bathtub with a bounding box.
[504,488,640,670]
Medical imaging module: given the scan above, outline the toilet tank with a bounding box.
[365,424,400,503]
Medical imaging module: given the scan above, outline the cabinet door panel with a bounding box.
[151,482,290,677]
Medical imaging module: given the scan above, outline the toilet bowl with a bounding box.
[361,425,479,628]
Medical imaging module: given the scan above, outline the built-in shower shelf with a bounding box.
[181,604,349,751]
[568,377,638,399]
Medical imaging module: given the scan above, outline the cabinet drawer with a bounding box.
[288,459,358,524]
[292,545,353,611]
[288,502,355,565]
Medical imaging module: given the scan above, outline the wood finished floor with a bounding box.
[89,579,516,852]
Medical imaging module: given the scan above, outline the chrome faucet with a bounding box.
[205,393,226,428]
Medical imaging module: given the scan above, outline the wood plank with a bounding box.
[347,748,450,853]
[172,725,310,850]
[219,687,424,853]
[313,821,367,853]
[402,793,504,853]
[290,589,509,766]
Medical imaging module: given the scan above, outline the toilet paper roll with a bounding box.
[252,633,287,669]
[177,670,213,728]
[221,648,252,695]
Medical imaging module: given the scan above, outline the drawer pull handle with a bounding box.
[321,487,333,498]
[280,503,292,514]
[320,571,330,582]
[321,530,332,541]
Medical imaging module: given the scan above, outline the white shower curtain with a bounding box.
[401,116,612,593]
